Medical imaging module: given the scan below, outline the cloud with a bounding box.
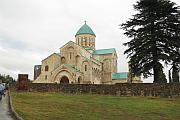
[0,35,27,50]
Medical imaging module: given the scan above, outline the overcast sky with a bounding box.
[0,0,180,82]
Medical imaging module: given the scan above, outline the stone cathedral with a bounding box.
[33,22,142,84]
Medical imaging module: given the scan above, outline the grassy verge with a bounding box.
[11,92,180,120]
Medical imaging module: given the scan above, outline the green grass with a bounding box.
[11,92,180,120]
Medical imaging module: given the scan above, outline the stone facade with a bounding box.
[33,23,142,84]
[18,74,29,90]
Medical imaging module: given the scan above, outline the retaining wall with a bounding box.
[23,83,180,97]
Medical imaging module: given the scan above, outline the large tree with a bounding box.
[0,74,15,84]
[121,0,180,83]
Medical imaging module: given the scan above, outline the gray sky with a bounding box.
[0,0,180,82]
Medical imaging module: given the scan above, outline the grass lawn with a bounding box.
[11,92,180,120]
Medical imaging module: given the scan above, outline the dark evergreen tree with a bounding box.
[157,62,167,83]
[121,0,180,83]
[172,64,180,82]
[169,69,172,83]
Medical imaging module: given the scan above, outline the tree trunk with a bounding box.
[152,44,159,83]
[169,70,172,83]
[150,20,159,83]
[153,63,159,83]
[172,64,180,83]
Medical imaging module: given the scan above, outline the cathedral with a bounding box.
[33,22,142,84]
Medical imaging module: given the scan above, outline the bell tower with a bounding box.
[75,21,96,50]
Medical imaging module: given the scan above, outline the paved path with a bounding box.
[0,92,13,120]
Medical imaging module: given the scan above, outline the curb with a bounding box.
[8,91,24,120]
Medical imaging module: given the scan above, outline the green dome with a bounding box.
[75,23,96,37]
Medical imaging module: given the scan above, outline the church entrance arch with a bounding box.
[60,76,69,84]
[53,69,74,83]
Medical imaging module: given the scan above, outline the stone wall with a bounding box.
[20,83,180,97]
[18,74,29,90]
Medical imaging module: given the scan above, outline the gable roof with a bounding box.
[42,53,60,62]
[93,48,116,55]
[112,72,128,80]
[59,41,74,50]
[60,41,93,56]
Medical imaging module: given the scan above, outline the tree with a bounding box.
[168,10,180,83]
[0,74,15,84]
[169,69,172,83]
[169,57,180,83]
[172,64,179,82]
[121,0,180,83]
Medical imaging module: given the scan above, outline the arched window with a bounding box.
[45,65,49,71]
[81,37,83,46]
[78,37,80,44]
[85,40,87,46]
[102,63,104,71]
[78,77,81,83]
[85,65,87,71]
[61,57,66,64]
[45,75,47,80]
[89,37,91,46]
[70,52,72,59]
[76,55,80,65]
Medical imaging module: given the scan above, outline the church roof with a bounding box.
[42,53,60,62]
[112,72,128,80]
[75,23,96,37]
[93,48,116,55]
[54,53,60,56]
[64,64,81,73]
